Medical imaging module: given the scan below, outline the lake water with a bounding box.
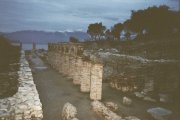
[22,44,48,50]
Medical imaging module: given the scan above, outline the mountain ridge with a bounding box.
[4,30,89,44]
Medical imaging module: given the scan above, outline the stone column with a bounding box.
[58,53,63,73]
[80,61,91,92]
[90,63,103,100]
[63,55,69,76]
[68,56,74,79]
[71,57,77,81]
[73,57,82,85]
[61,55,66,74]
[54,53,59,70]
[143,79,154,94]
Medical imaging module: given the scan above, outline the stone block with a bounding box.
[62,102,78,120]
[91,101,121,120]
[90,64,103,100]
[147,107,172,120]
[80,61,91,92]
[104,102,119,112]
[123,97,132,106]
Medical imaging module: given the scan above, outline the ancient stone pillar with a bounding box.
[58,53,63,73]
[80,61,91,92]
[90,63,103,100]
[63,55,69,76]
[61,54,65,74]
[68,56,74,79]
[73,57,83,85]
[54,53,59,70]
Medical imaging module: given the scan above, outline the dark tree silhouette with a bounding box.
[111,23,123,40]
[124,31,131,40]
[105,29,113,40]
[69,36,79,43]
[124,5,180,38]
[87,22,106,41]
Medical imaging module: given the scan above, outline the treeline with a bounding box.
[87,5,180,41]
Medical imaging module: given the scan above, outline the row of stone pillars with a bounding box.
[47,43,103,100]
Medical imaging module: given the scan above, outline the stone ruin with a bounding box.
[91,101,140,120]
[62,102,78,120]
[47,42,103,100]
[0,51,43,120]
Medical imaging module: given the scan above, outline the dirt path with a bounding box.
[28,54,99,120]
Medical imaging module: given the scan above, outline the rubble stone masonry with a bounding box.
[0,51,43,120]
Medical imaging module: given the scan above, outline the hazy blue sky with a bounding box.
[0,0,178,32]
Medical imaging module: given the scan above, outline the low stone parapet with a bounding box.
[0,51,43,120]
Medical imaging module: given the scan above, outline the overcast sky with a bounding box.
[0,0,178,32]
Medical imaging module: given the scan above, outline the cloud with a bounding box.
[0,0,178,32]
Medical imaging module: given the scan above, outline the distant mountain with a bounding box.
[4,30,89,44]
[0,32,4,35]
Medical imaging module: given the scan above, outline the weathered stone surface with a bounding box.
[134,92,145,98]
[109,74,138,93]
[123,97,132,106]
[159,94,170,103]
[124,116,141,120]
[104,102,119,112]
[147,107,172,120]
[73,57,83,85]
[80,61,91,92]
[0,51,43,120]
[143,96,156,102]
[91,101,122,120]
[62,102,78,120]
[90,64,103,100]
[47,43,104,100]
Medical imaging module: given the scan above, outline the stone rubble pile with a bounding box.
[109,74,138,92]
[91,101,140,120]
[91,101,121,120]
[62,102,79,120]
[0,51,43,120]
[122,97,132,106]
[134,92,157,103]
[104,102,119,112]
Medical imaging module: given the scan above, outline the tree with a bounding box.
[111,23,123,40]
[124,31,131,40]
[69,36,79,43]
[87,22,106,41]
[123,5,180,38]
[105,29,113,40]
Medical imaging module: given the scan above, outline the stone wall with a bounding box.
[91,101,140,120]
[83,50,180,101]
[47,43,103,100]
[0,51,43,120]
